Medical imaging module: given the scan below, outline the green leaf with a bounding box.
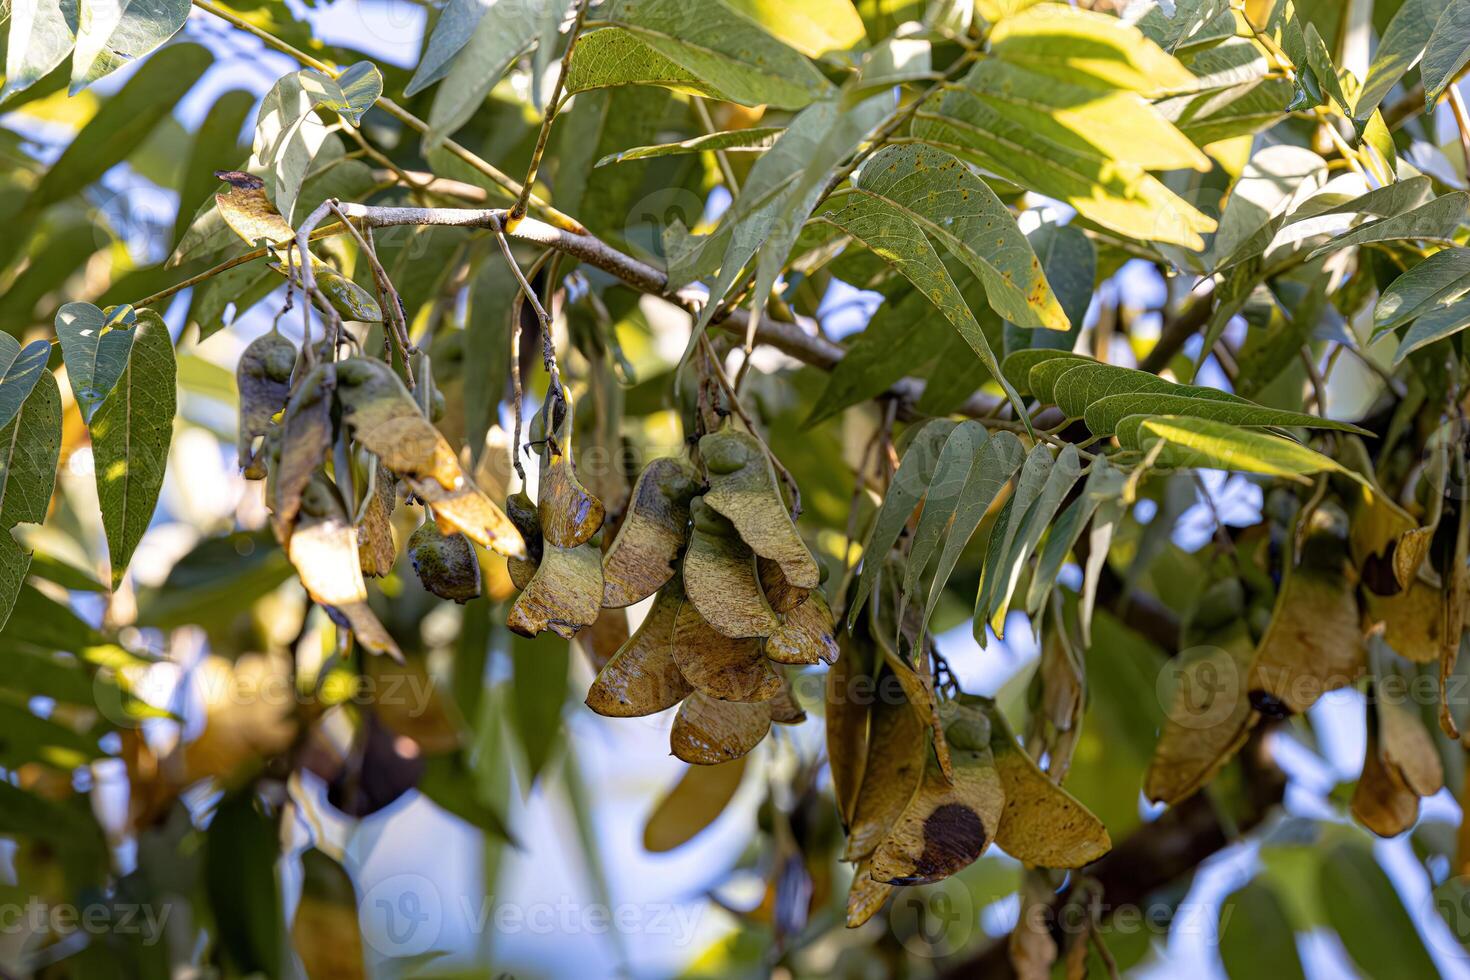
[721,0,866,57]
[1084,392,1369,438]
[2,0,78,101]
[568,27,738,101]
[806,288,949,426]
[1001,348,1089,396]
[848,418,956,627]
[921,429,1025,636]
[405,0,496,96]
[1135,0,1233,52]
[900,420,988,619]
[91,308,176,588]
[1394,299,1470,362]
[464,254,516,465]
[1319,841,1438,980]
[0,371,61,631]
[0,336,51,432]
[1210,144,1327,271]
[1219,881,1306,980]
[420,750,518,842]
[69,0,189,93]
[1302,23,1350,114]
[1357,0,1451,120]
[426,1,546,146]
[844,143,1068,331]
[596,0,832,109]
[1122,415,1345,480]
[818,185,1026,421]
[510,629,569,788]
[595,126,784,166]
[1025,457,1124,615]
[31,42,210,211]
[251,62,383,219]
[987,3,1201,95]
[1374,246,1470,330]
[554,85,673,240]
[982,444,1081,634]
[1045,359,1250,417]
[1004,221,1093,356]
[205,792,284,978]
[55,302,135,425]
[1307,191,1470,260]
[1423,0,1470,105]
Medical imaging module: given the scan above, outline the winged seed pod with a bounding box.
[842,684,927,862]
[585,580,694,717]
[271,362,335,539]
[537,422,605,549]
[827,629,875,829]
[335,357,525,559]
[601,457,699,608]
[235,332,295,477]
[356,461,397,578]
[408,521,481,603]
[670,597,782,702]
[671,692,773,765]
[845,858,894,928]
[287,474,401,659]
[683,497,780,638]
[700,428,819,589]
[758,557,811,614]
[1145,640,1259,806]
[764,587,839,665]
[505,491,542,590]
[506,540,602,639]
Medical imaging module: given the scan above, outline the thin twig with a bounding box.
[510,0,590,224]
[1449,84,1470,180]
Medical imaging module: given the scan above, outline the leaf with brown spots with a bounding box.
[764,587,839,665]
[1145,639,1258,806]
[827,630,874,829]
[585,580,693,717]
[408,521,481,603]
[271,362,334,539]
[869,732,1003,886]
[601,457,699,607]
[683,497,779,638]
[643,757,747,852]
[844,683,927,862]
[700,428,818,589]
[978,700,1110,868]
[235,332,295,476]
[670,597,782,702]
[671,691,772,765]
[845,859,894,928]
[1247,513,1365,715]
[287,474,400,659]
[335,357,525,558]
[507,539,602,640]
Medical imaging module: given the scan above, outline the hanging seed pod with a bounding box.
[683,497,779,638]
[671,691,772,765]
[586,580,693,717]
[868,713,1004,886]
[671,597,782,702]
[1364,583,1443,663]
[843,683,927,862]
[537,410,605,548]
[767,672,806,725]
[505,491,542,591]
[357,461,397,578]
[601,457,700,608]
[408,521,482,603]
[758,557,811,614]
[700,427,819,589]
[287,474,400,659]
[1352,726,1420,836]
[643,758,747,853]
[845,859,894,928]
[827,630,875,830]
[977,698,1110,868]
[1248,508,1364,715]
[1145,640,1258,806]
[765,588,839,665]
[335,357,525,558]
[236,332,295,477]
[271,362,335,539]
[506,540,602,639]
[574,606,628,672]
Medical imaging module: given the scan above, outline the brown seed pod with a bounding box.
[764,588,839,665]
[408,521,482,604]
[671,597,782,703]
[700,428,818,589]
[539,446,605,549]
[586,581,693,717]
[271,362,334,539]
[758,557,811,614]
[1145,638,1258,806]
[827,630,875,830]
[642,757,748,852]
[505,491,542,590]
[979,700,1110,868]
[843,682,927,862]
[845,859,894,929]
[287,474,400,659]
[356,461,397,578]
[601,458,699,608]
[683,497,779,638]
[1352,726,1420,837]
[671,692,772,765]
[335,357,525,558]
[506,540,602,639]
[235,332,295,477]
[868,731,1004,886]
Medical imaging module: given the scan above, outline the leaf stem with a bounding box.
[510,0,591,225]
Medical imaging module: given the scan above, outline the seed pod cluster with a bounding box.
[569,425,835,766]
